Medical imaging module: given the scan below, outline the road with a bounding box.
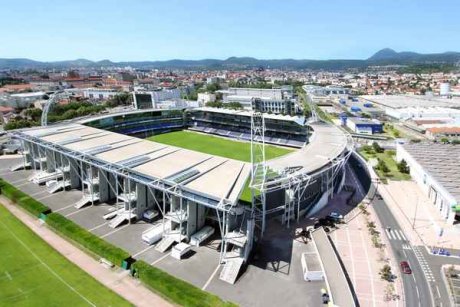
[348,155,433,307]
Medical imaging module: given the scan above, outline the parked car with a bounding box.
[328,211,344,222]
[321,288,330,304]
[400,261,412,274]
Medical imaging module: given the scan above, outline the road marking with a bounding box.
[54,203,79,213]
[150,252,171,265]
[132,244,156,258]
[88,222,108,232]
[65,205,94,217]
[359,230,376,307]
[394,230,401,240]
[202,264,221,290]
[385,229,394,240]
[100,224,129,238]
[399,231,407,241]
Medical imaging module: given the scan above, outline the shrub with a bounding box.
[380,264,393,281]
[372,142,384,153]
[46,213,130,267]
[0,179,50,216]
[132,260,237,307]
[397,159,410,174]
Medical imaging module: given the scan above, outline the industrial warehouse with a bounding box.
[6,107,353,305]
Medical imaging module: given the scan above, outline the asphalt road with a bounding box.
[348,156,433,307]
[372,197,432,307]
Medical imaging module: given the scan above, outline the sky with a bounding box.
[0,0,459,62]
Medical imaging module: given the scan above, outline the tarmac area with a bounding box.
[1,156,325,307]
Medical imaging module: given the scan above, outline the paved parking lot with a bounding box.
[1,156,325,307]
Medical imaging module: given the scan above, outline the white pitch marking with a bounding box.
[5,271,12,281]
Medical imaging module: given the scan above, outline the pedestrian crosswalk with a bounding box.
[402,244,412,250]
[413,246,435,282]
[385,228,407,241]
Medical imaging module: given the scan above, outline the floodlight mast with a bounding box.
[250,111,267,236]
[41,90,65,126]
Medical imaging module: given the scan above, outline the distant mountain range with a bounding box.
[1,48,459,70]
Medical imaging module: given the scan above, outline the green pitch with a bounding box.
[147,130,294,162]
[0,204,131,307]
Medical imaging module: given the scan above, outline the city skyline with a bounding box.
[1,0,459,62]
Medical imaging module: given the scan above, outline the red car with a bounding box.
[400,261,412,274]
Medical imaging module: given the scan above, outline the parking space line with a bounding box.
[150,252,171,265]
[29,190,48,197]
[132,244,156,258]
[36,193,61,201]
[88,221,108,232]
[65,205,94,217]
[54,203,79,213]
[14,181,30,187]
[100,224,129,238]
[202,264,221,290]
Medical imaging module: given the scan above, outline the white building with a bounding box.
[2,92,46,109]
[217,87,296,114]
[197,93,216,105]
[83,88,120,101]
[396,143,460,225]
[132,89,181,109]
[386,107,460,121]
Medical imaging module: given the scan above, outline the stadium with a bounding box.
[9,106,353,284]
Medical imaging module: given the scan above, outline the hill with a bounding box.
[1,48,459,70]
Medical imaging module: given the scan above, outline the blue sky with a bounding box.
[0,0,458,61]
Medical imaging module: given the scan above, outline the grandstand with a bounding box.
[188,107,308,148]
[9,107,352,284]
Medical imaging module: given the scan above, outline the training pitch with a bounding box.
[147,130,293,162]
[0,204,131,307]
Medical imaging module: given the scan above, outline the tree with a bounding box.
[205,101,223,108]
[105,92,133,108]
[376,158,389,173]
[372,142,384,153]
[440,137,450,144]
[397,159,410,174]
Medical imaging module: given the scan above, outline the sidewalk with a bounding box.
[378,180,460,251]
[0,196,172,307]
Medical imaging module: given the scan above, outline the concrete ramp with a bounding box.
[219,258,244,284]
[155,236,176,253]
[311,227,357,307]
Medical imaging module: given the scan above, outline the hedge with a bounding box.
[0,178,51,217]
[132,260,237,307]
[46,212,130,267]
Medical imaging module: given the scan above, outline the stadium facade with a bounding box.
[9,107,352,284]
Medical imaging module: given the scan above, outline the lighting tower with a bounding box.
[250,111,267,236]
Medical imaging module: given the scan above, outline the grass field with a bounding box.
[358,148,411,181]
[0,204,131,307]
[147,130,293,162]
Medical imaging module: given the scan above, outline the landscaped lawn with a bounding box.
[358,148,411,181]
[0,204,131,307]
[147,130,293,162]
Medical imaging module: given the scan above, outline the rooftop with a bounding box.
[361,95,460,109]
[401,142,460,203]
[20,124,250,205]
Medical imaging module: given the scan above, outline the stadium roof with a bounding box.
[401,143,460,203]
[268,122,349,176]
[195,107,305,125]
[20,124,250,204]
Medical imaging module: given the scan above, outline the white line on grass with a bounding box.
[5,271,12,280]
[0,220,95,306]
